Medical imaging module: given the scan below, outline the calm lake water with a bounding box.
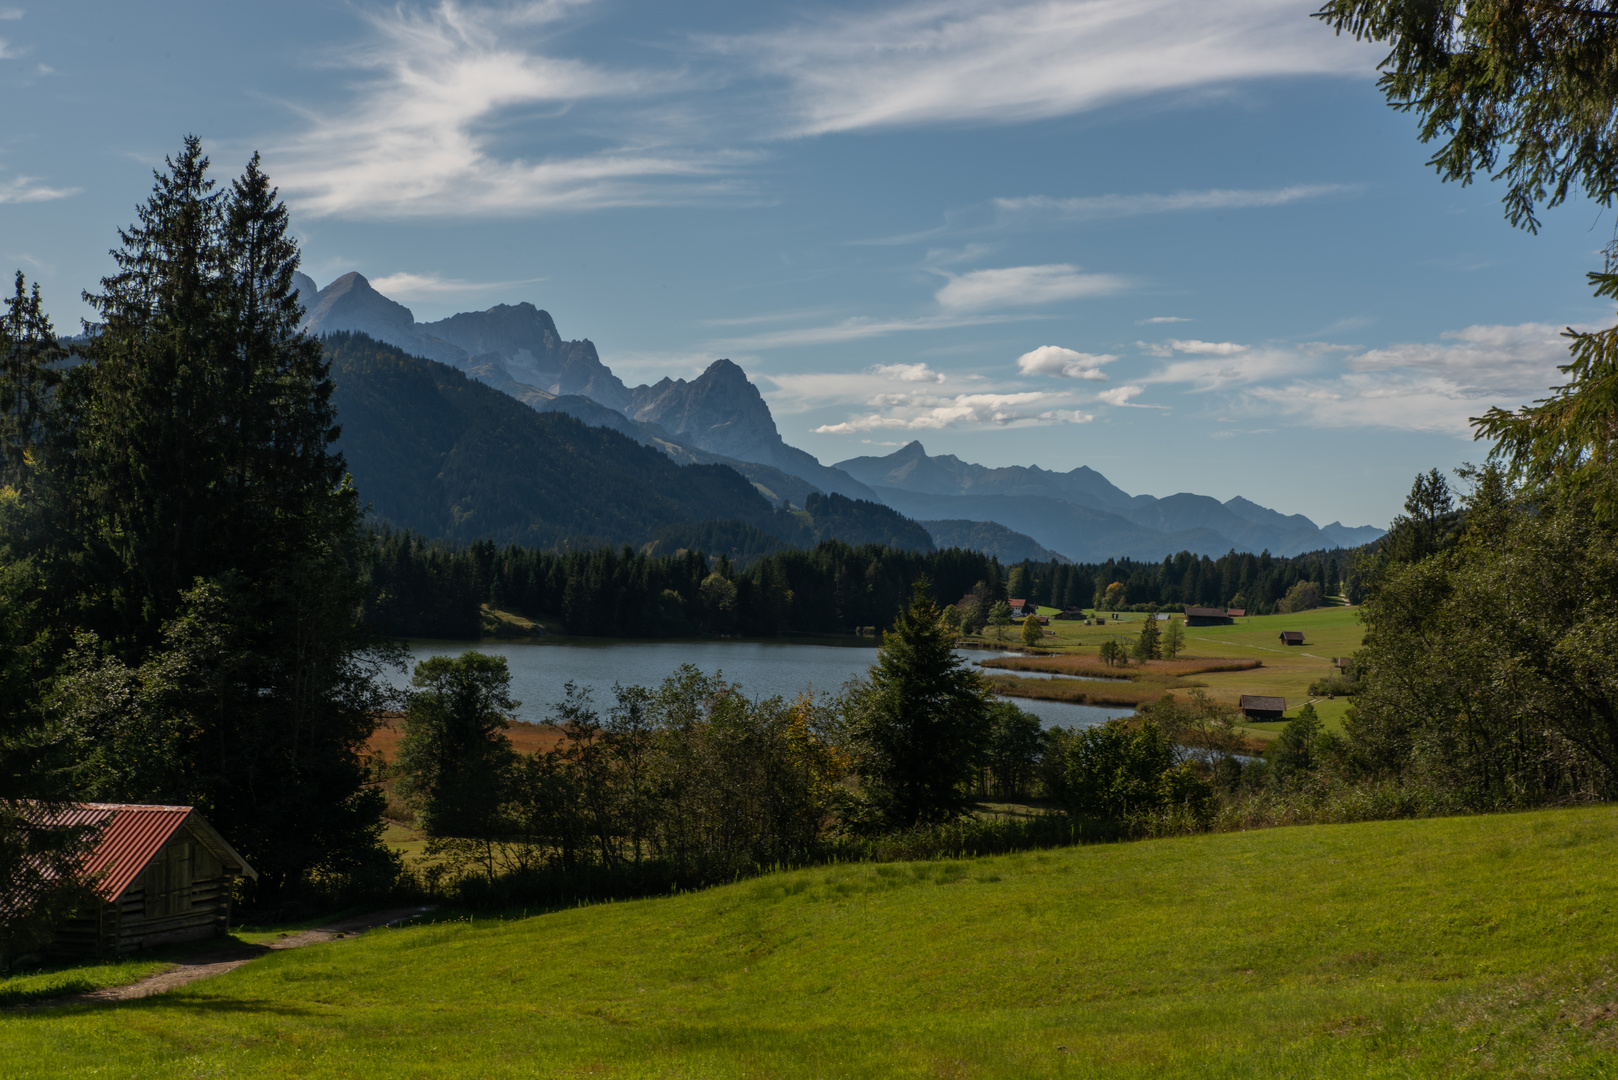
[388,638,1136,731]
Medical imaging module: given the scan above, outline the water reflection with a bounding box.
[390,638,1135,731]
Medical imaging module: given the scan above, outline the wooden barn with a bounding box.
[1279,631,1305,646]
[1239,695,1286,721]
[46,803,257,957]
[1184,606,1233,627]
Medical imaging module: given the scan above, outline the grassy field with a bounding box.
[6,807,1616,1078]
[972,607,1365,742]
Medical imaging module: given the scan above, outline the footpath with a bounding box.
[17,905,435,1009]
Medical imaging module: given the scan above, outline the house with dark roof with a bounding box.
[42,803,257,957]
[1279,631,1305,646]
[1183,606,1233,626]
[1239,695,1286,721]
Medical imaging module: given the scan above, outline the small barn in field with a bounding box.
[1184,606,1233,627]
[46,803,257,957]
[1279,631,1305,646]
[1239,695,1286,721]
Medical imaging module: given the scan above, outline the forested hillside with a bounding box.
[325,332,932,553]
[324,332,780,547]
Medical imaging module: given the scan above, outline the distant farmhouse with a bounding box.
[1008,599,1034,618]
[1240,695,1286,721]
[1279,631,1305,646]
[41,803,257,958]
[1184,606,1233,627]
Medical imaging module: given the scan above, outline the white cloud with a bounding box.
[936,264,1125,311]
[0,173,77,204]
[1016,345,1116,380]
[0,8,22,19]
[1169,339,1247,355]
[813,390,1090,432]
[706,313,1023,351]
[1136,321,1582,434]
[274,1,750,218]
[994,184,1358,223]
[714,0,1375,136]
[1097,384,1146,406]
[1139,315,1190,324]
[1248,322,1580,434]
[369,271,546,297]
[1147,348,1305,390]
[872,362,946,383]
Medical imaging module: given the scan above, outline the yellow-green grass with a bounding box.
[7,808,1617,1077]
[0,955,177,1008]
[985,608,1366,742]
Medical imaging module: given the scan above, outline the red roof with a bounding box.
[32,803,257,900]
[1008,598,1027,607]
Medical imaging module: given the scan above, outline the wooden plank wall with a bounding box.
[50,825,239,957]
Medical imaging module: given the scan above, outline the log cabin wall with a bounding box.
[51,823,239,958]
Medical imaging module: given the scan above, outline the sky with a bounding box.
[3,0,1613,530]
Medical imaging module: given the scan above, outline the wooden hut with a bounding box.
[1279,631,1305,646]
[1239,695,1286,721]
[1184,606,1233,627]
[46,803,257,957]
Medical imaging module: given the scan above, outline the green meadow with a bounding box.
[6,807,1616,1078]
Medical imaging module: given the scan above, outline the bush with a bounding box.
[1307,674,1360,697]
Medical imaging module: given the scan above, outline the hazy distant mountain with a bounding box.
[1322,521,1388,548]
[922,520,1070,564]
[879,489,1234,563]
[837,439,1136,509]
[838,442,1385,562]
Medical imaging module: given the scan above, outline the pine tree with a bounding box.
[51,138,393,897]
[0,272,65,488]
[848,578,994,826]
[1133,610,1162,662]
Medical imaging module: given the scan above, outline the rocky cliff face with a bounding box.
[298,272,628,407]
[628,360,877,501]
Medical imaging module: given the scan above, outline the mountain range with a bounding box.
[296,272,1385,564]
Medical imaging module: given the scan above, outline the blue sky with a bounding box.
[3,0,1612,529]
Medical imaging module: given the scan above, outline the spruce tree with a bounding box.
[848,578,993,826]
[53,137,393,897]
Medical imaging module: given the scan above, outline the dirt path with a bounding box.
[19,905,435,1009]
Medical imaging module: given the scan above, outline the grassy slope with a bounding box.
[7,808,1616,1078]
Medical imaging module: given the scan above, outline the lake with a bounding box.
[388,638,1136,731]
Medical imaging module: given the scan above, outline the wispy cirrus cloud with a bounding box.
[1142,322,1584,433]
[711,0,1375,137]
[994,183,1359,224]
[935,264,1126,311]
[704,312,1024,351]
[369,270,547,297]
[274,1,752,218]
[0,172,77,204]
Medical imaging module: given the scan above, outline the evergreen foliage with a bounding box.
[1315,0,1618,233]
[1,138,398,900]
[361,528,996,639]
[846,580,995,827]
